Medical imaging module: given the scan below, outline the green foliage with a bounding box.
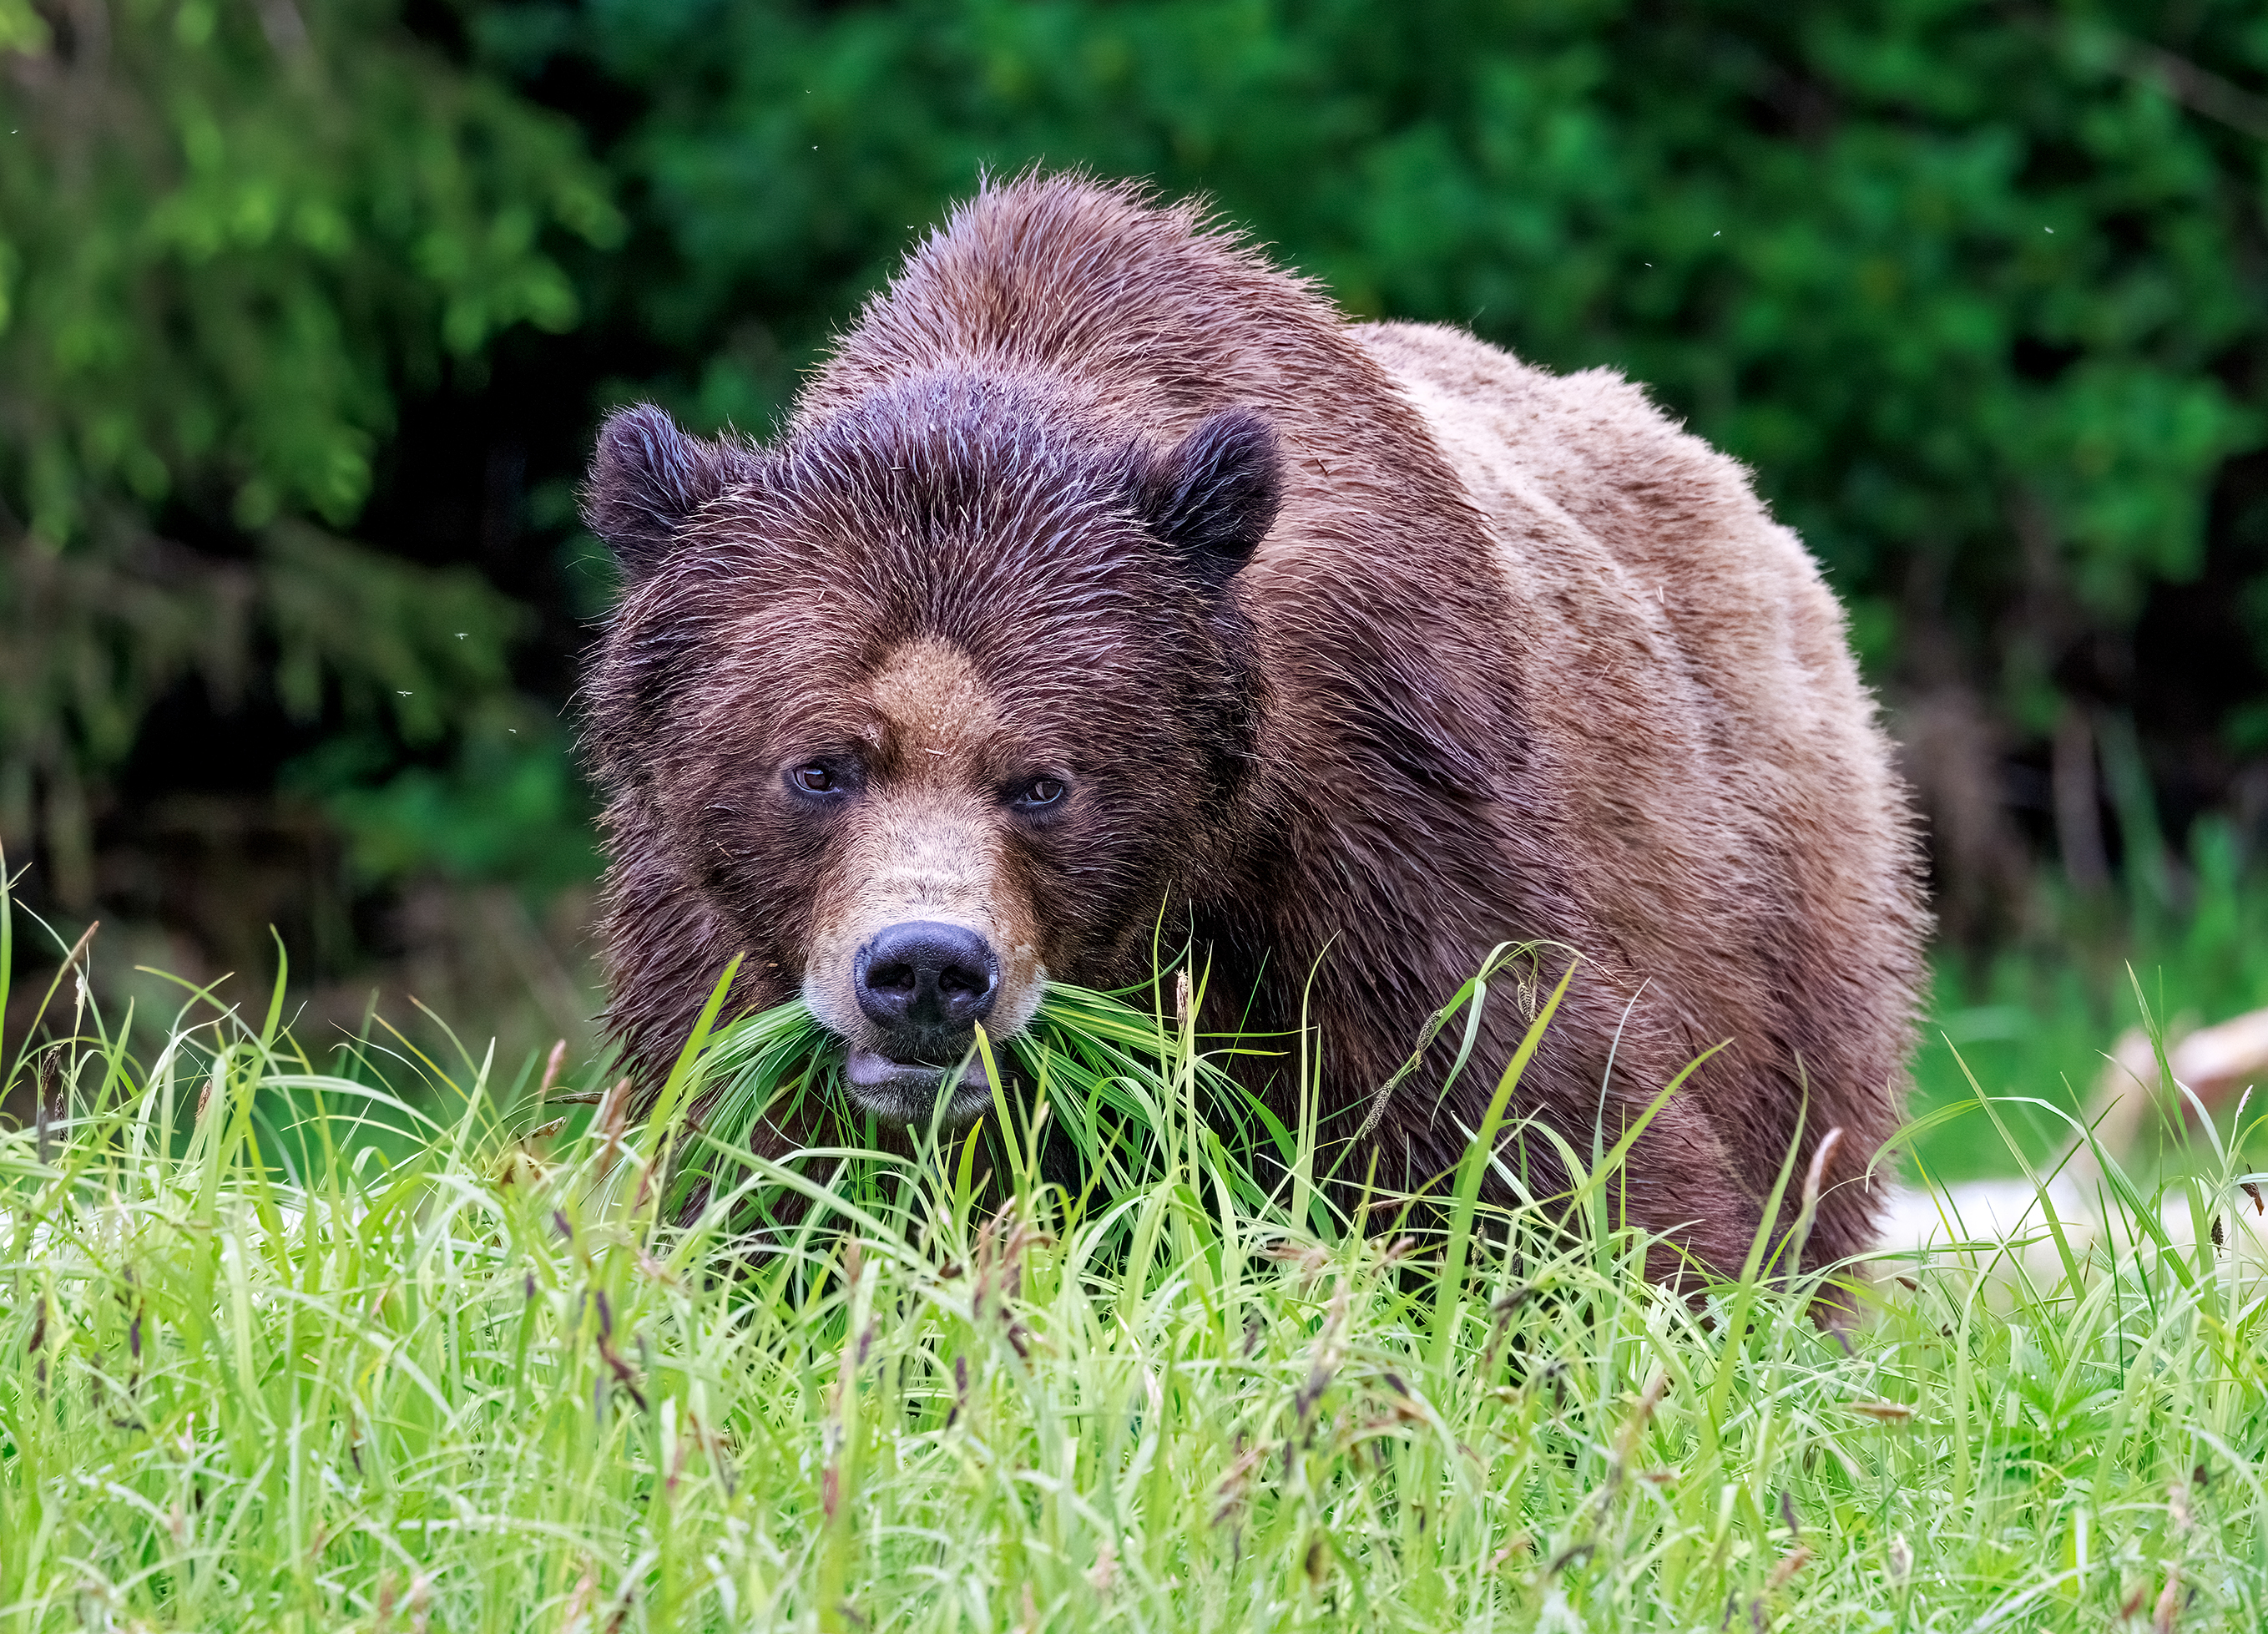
[5,949,2267,1629]
[1,0,617,539]
[491,0,2268,723]
[0,521,532,904]
[7,1,2268,1009]
[285,710,598,895]
[0,0,619,904]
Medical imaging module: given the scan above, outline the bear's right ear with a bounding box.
[1132,406,1283,593]
[583,403,764,581]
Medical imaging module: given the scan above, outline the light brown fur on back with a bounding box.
[1353,321,1926,1244]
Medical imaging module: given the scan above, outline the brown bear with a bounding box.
[579,174,1927,1276]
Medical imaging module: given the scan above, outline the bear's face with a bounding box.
[583,377,1279,1126]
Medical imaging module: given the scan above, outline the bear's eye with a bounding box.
[1009,775,1067,811]
[787,762,842,797]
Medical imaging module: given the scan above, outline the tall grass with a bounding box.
[3,923,2266,1629]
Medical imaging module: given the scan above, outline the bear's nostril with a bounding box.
[866,959,918,996]
[852,920,999,1042]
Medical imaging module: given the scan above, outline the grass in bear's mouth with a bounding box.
[4,920,2267,1629]
[677,971,1294,1231]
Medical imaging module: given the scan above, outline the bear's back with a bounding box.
[1356,319,1927,1241]
[1351,320,1865,748]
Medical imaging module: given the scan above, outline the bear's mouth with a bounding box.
[841,1042,1000,1127]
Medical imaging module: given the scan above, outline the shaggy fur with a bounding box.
[579,175,1928,1275]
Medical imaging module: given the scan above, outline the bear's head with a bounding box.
[582,373,1280,1126]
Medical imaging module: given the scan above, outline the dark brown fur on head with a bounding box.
[579,174,1928,1279]
[583,368,1275,1124]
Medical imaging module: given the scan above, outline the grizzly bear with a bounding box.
[579,174,1927,1276]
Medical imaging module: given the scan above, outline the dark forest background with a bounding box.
[5,0,2268,1079]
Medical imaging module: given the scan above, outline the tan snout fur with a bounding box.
[799,640,1048,1064]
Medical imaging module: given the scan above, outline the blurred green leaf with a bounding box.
[286,708,596,893]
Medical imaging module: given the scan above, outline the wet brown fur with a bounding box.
[579,175,1929,1275]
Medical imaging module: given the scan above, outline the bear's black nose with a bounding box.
[853,921,999,1043]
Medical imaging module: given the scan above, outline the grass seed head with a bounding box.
[1766,1544,1811,1591]
[2154,1571,2182,1632]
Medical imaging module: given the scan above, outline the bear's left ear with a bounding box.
[583,402,766,582]
[1133,407,1282,591]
